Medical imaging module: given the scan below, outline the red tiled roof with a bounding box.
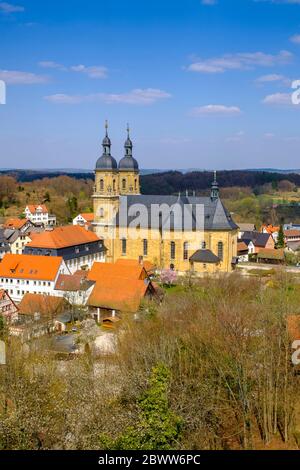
[237,241,248,252]
[26,204,48,214]
[115,258,155,273]
[284,230,300,237]
[88,278,149,313]
[261,224,279,234]
[88,261,148,282]
[26,225,100,249]
[55,272,94,291]
[3,218,28,230]
[19,293,68,317]
[79,213,94,222]
[0,254,64,281]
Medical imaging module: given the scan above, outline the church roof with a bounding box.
[118,155,139,171]
[115,195,238,231]
[189,249,220,264]
[96,154,118,170]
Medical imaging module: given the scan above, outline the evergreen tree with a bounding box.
[276,224,285,248]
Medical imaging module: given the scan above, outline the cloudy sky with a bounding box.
[1,0,300,170]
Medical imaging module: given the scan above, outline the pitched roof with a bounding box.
[88,278,149,312]
[261,224,279,234]
[87,261,148,282]
[286,240,300,252]
[237,241,248,253]
[54,272,94,292]
[26,204,48,214]
[189,249,220,264]
[115,258,155,273]
[79,213,94,222]
[26,225,100,249]
[18,293,68,317]
[116,195,238,231]
[0,254,64,281]
[4,218,28,230]
[238,223,256,232]
[241,231,272,247]
[257,248,285,261]
[284,230,300,237]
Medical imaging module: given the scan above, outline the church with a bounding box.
[92,123,238,274]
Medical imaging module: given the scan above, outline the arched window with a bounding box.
[121,238,127,255]
[134,179,137,191]
[170,241,176,260]
[100,179,104,191]
[183,242,188,260]
[113,179,116,191]
[99,208,104,218]
[122,178,126,190]
[218,241,224,261]
[202,241,206,249]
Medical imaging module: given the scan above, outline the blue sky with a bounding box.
[1,0,300,170]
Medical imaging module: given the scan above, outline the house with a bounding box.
[0,254,70,302]
[237,241,249,262]
[285,240,300,253]
[257,248,285,265]
[284,223,300,232]
[3,229,32,255]
[241,231,275,254]
[3,218,35,233]
[115,258,155,276]
[284,230,300,243]
[24,225,106,274]
[54,270,95,306]
[73,213,94,227]
[24,204,56,227]
[261,224,280,242]
[237,223,256,238]
[18,293,69,323]
[0,289,18,323]
[0,229,10,260]
[87,260,157,320]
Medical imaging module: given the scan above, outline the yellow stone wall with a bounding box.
[118,171,140,195]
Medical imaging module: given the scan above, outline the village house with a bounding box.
[257,248,285,265]
[24,225,106,274]
[24,204,56,227]
[261,224,279,243]
[237,223,256,239]
[54,270,95,306]
[0,254,70,302]
[0,289,18,324]
[237,241,249,262]
[3,218,36,233]
[73,212,94,227]
[87,260,157,321]
[284,229,300,243]
[240,231,275,255]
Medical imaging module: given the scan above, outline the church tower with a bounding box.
[93,121,119,261]
[118,124,140,195]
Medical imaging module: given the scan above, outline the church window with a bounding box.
[183,242,188,260]
[143,239,148,256]
[135,179,137,191]
[218,241,224,261]
[122,238,127,255]
[202,241,206,249]
[113,179,116,191]
[122,179,126,190]
[100,207,104,218]
[170,241,176,260]
[100,179,104,191]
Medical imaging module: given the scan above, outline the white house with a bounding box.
[73,213,94,227]
[0,254,70,303]
[24,205,56,227]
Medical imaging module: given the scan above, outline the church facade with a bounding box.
[92,123,238,274]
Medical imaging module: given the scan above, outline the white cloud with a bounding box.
[255,73,291,86]
[190,105,241,116]
[70,64,108,79]
[290,34,300,44]
[45,88,171,105]
[0,69,48,84]
[262,92,293,105]
[187,50,292,74]
[0,2,24,13]
[38,61,66,70]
